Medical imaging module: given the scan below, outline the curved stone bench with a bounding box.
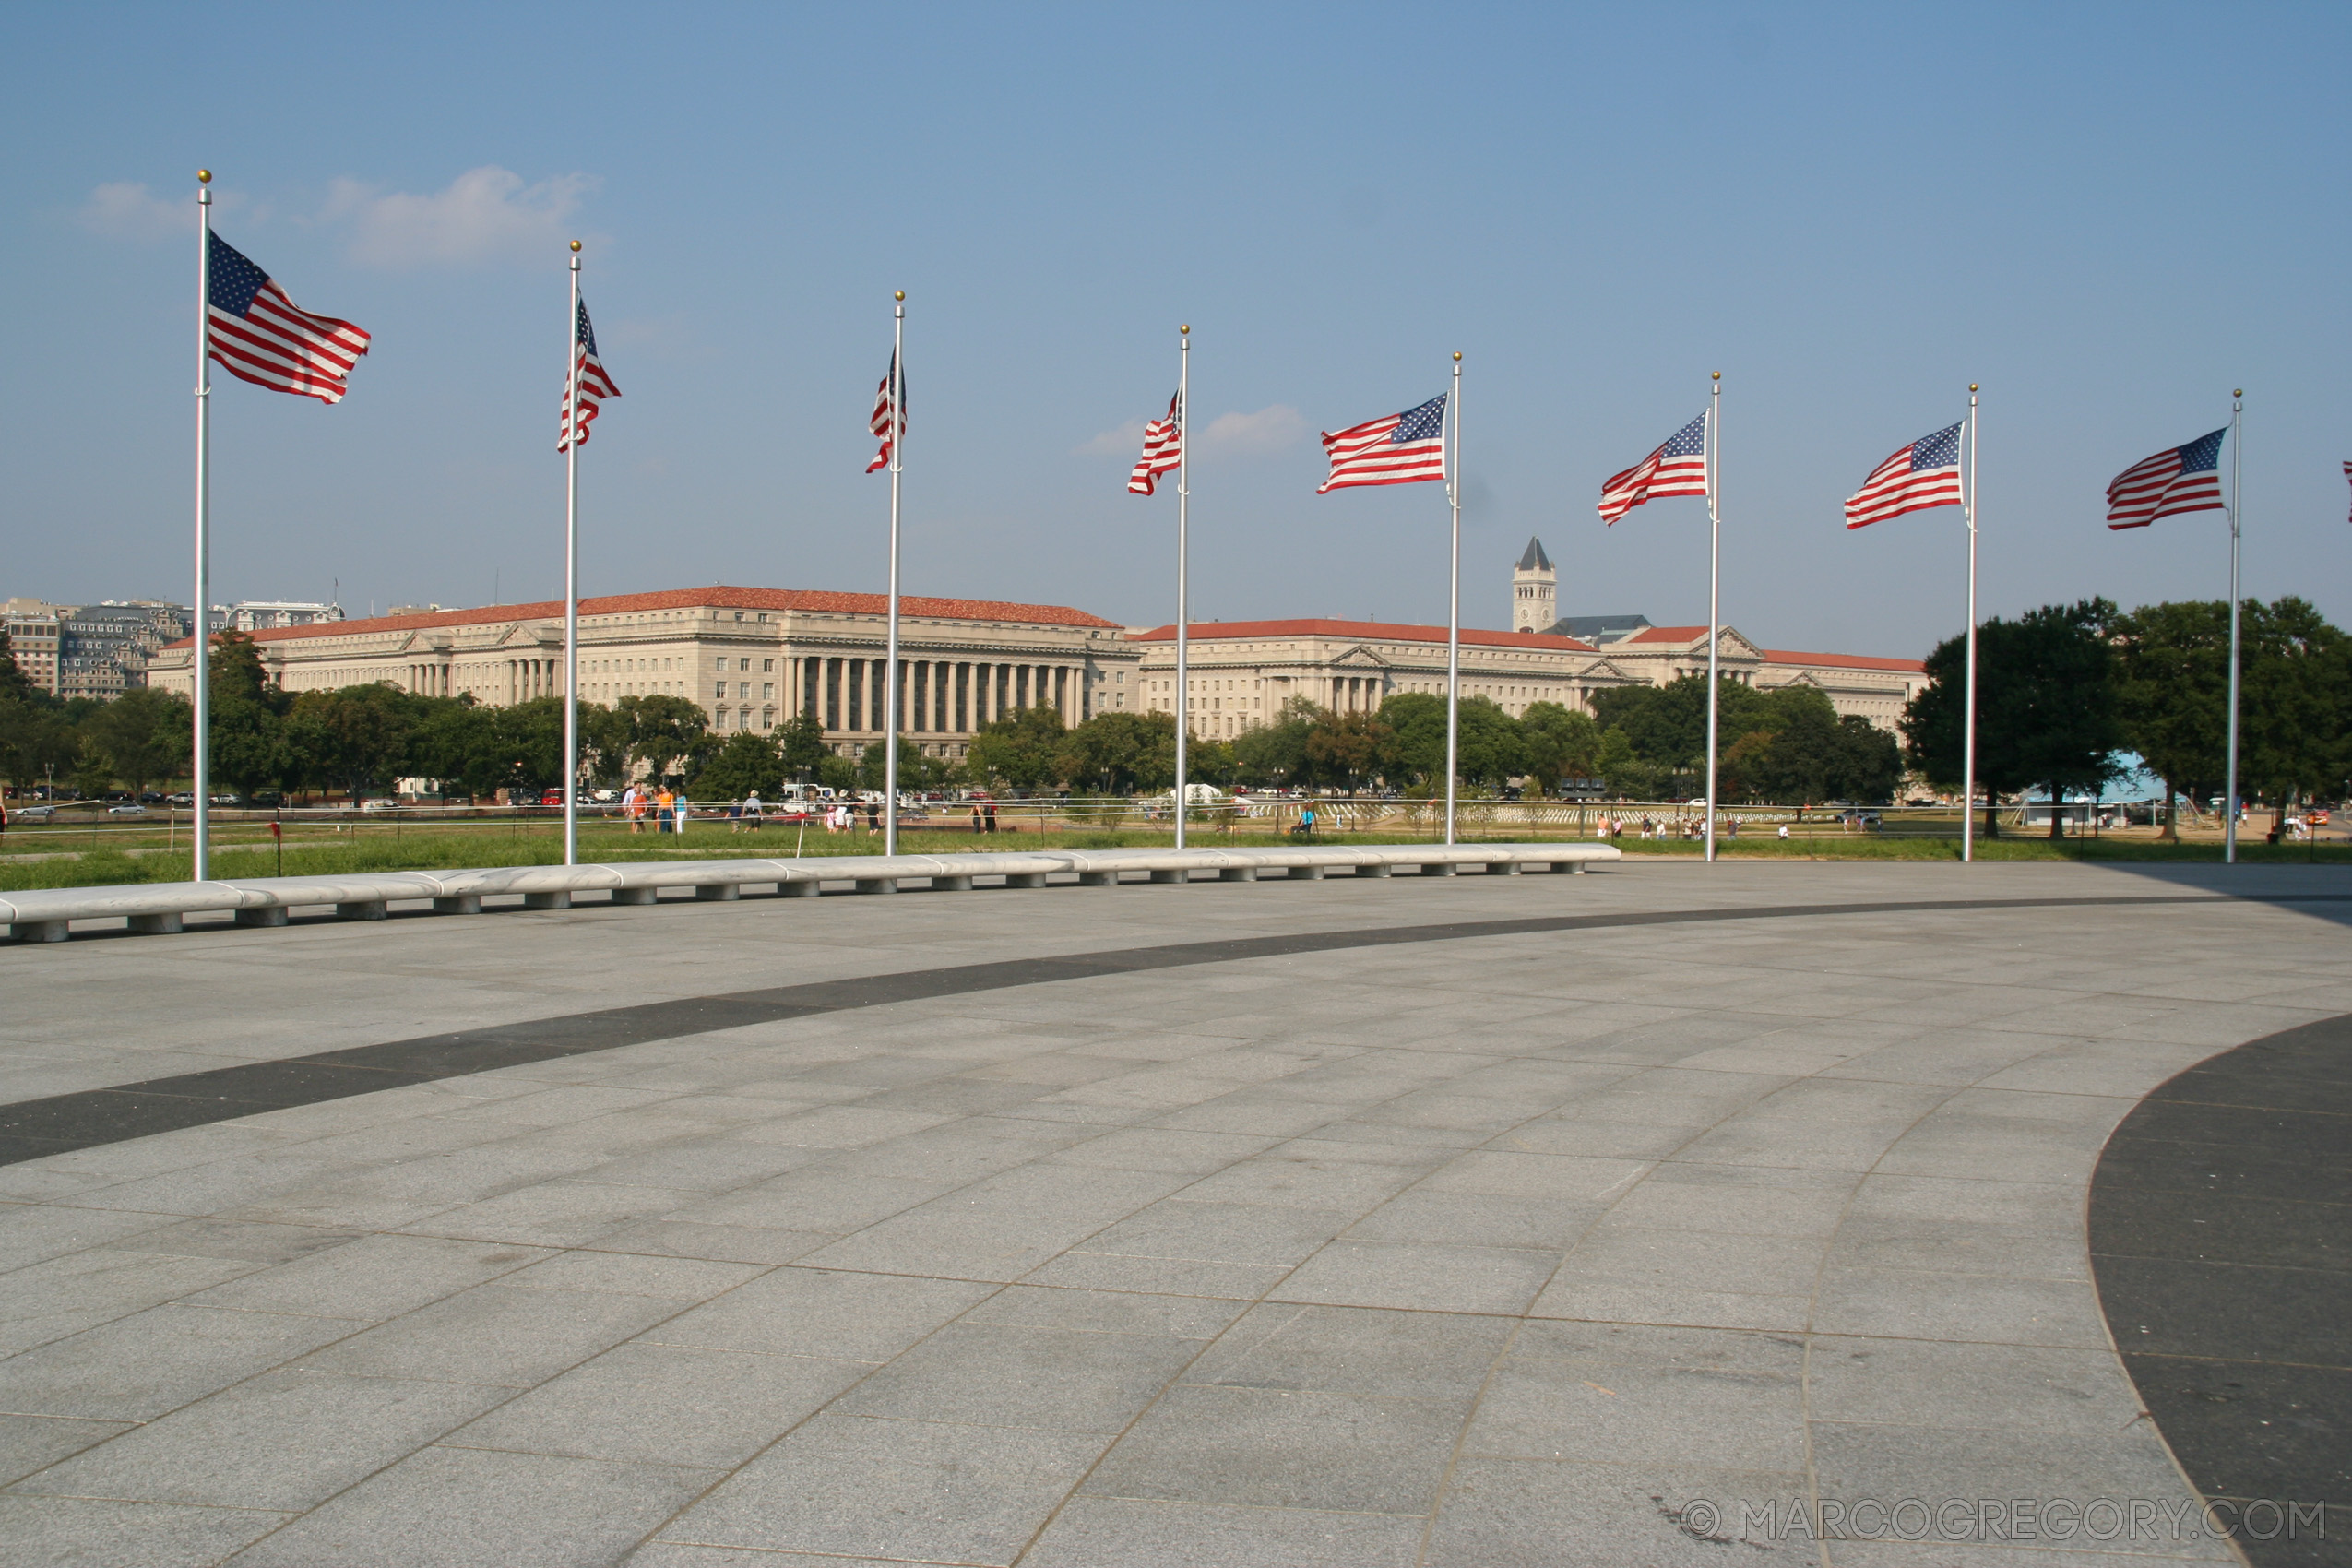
[2,842,1621,943]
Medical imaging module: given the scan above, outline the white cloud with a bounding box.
[1198,404,1306,455]
[324,166,597,267]
[79,181,260,242]
[1076,418,1147,457]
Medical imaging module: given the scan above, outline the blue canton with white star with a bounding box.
[207,232,268,318]
[1659,414,1707,457]
[2175,428,2225,474]
[1911,422,1963,470]
[1392,393,1446,443]
[576,298,600,354]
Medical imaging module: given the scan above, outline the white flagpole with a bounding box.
[192,171,214,884]
[563,242,583,866]
[1963,385,1978,864]
[884,293,905,857]
[1444,354,1462,847]
[1174,324,1190,849]
[1704,373,1720,862]
[2224,388,2242,865]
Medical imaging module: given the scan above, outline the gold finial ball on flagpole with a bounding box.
[1180,324,1189,335]
[1712,370,1721,381]
[1970,383,1978,392]
[1454,351,1462,362]
[197,170,211,184]
[895,291,905,302]
[2233,387,2243,398]
[569,240,581,253]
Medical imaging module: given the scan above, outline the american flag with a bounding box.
[206,232,370,405]
[557,297,621,452]
[2342,460,2350,523]
[1319,394,1447,493]
[1128,391,1182,495]
[1597,413,1708,524]
[867,350,904,474]
[2107,429,2226,529]
[1845,422,1964,529]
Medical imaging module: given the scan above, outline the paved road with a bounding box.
[1,861,2346,1566]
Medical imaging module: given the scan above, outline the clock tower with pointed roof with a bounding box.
[1512,537,1556,634]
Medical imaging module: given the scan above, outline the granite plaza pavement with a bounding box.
[0,860,2346,1567]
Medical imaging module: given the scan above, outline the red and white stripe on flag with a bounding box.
[2106,429,2226,529]
[557,350,621,452]
[1597,413,1708,525]
[1128,392,1182,495]
[205,233,369,406]
[1318,394,1446,493]
[1844,422,1964,529]
[867,351,904,474]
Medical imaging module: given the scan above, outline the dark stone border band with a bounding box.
[5,890,2345,1169]
[2090,1013,2352,1566]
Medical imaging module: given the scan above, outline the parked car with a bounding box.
[358,798,401,813]
[15,804,57,821]
[107,802,146,815]
[164,792,195,807]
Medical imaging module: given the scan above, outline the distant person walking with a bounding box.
[623,784,645,835]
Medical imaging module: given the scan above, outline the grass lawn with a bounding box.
[5,818,2345,892]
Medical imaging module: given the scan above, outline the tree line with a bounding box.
[1901,596,2350,836]
[7,601,2341,816]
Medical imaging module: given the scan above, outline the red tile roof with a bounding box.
[1763,648,1927,674]
[1130,618,1597,652]
[164,585,1122,648]
[1619,625,1923,672]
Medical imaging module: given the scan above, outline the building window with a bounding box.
[763,659,775,672]
[739,658,751,671]
[715,657,727,671]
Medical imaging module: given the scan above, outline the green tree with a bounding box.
[284,683,417,800]
[1454,697,1527,789]
[777,710,828,780]
[1518,702,1603,794]
[697,730,785,801]
[0,631,77,795]
[1303,710,1395,790]
[2108,600,2230,837]
[1378,692,1448,787]
[577,701,635,790]
[1593,726,1669,799]
[410,696,500,800]
[1059,710,1177,794]
[206,629,292,795]
[967,706,1068,790]
[621,694,708,785]
[857,739,954,794]
[1230,697,1316,788]
[2238,597,2352,833]
[493,696,570,794]
[81,687,192,798]
[1904,600,2125,837]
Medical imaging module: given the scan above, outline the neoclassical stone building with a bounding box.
[149,587,1140,759]
[147,554,1926,756]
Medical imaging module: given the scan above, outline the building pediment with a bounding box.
[1575,658,1642,683]
[1331,645,1392,670]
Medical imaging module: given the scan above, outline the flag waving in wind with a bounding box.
[1845,422,1964,529]
[1319,394,1447,493]
[1597,414,1708,524]
[2107,429,2226,529]
[1128,392,1182,495]
[557,297,620,452]
[867,350,905,473]
[206,232,370,405]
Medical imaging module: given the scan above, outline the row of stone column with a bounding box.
[792,657,1080,737]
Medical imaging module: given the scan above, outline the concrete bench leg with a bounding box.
[1149,869,1189,885]
[694,884,742,902]
[612,887,658,906]
[434,895,482,915]
[1420,863,1457,877]
[1485,861,1522,875]
[12,920,69,943]
[128,912,184,935]
[1572,861,1587,873]
[335,901,388,921]
[779,880,819,897]
[1004,873,1048,889]
[1288,864,1325,880]
[853,878,897,895]
[524,891,573,910]
[1077,871,1118,886]
[932,874,973,892]
[234,907,290,928]
[1355,863,1393,878]
[1220,867,1258,882]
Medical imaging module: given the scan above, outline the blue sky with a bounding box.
[5,3,2345,659]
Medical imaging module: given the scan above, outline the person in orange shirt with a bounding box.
[656,787,676,835]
